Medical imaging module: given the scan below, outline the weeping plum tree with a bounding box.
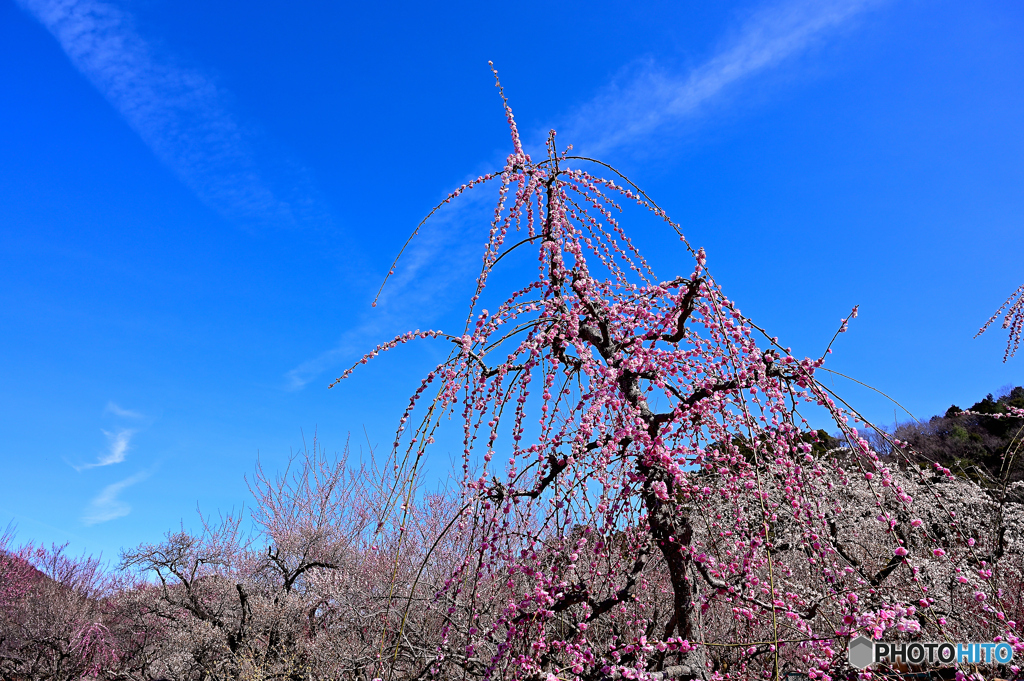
[331,70,1024,681]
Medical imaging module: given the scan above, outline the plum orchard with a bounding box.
[334,72,1024,681]
[4,77,1021,681]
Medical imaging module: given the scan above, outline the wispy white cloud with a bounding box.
[75,428,134,470]
[560,0,888,157]
[82,470,148,525]
[105,401,143,419]
[15,0,327,225]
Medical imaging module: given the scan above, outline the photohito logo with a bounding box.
[848,636,1014,669]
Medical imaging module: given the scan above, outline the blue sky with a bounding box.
[1,0,1022,561]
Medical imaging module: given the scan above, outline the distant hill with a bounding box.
[883,386,1024,486]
